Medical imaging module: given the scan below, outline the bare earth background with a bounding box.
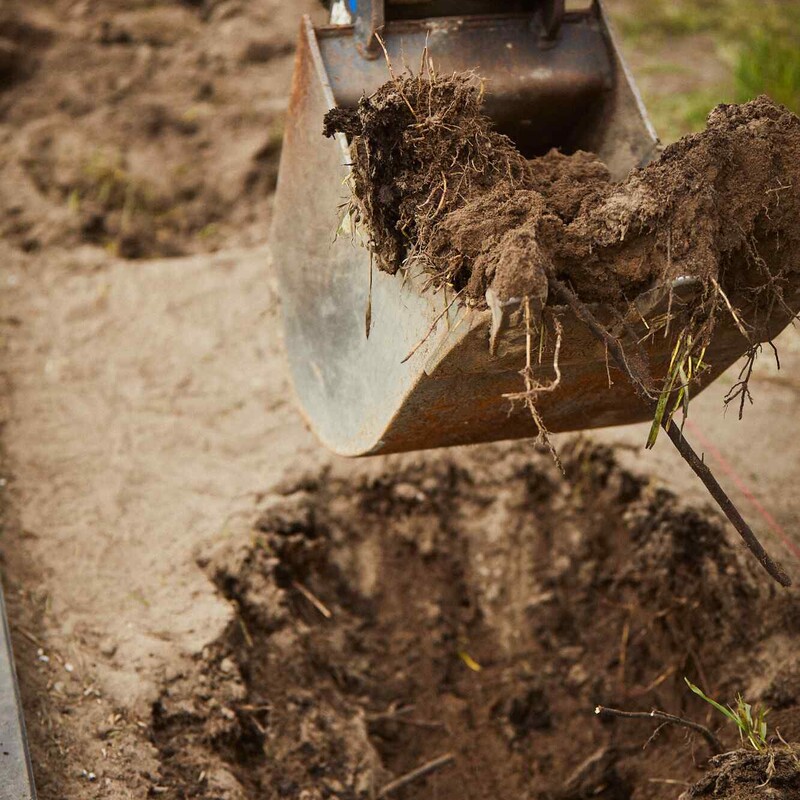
[0,1,799,798]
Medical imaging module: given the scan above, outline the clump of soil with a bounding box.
[151,443,800,799]
[681,749,800,799]
[324,72,800,310]
[325,71,800,582]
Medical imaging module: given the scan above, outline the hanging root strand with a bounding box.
[548,276,791,588]
[503,297,564,471]
[724,344,761,420]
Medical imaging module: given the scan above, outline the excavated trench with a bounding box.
[150,443,800,799]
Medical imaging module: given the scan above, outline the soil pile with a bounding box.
[0,0,324,258]
[681,750,800,799]
[152,443,800,799]
[324,73,800,308]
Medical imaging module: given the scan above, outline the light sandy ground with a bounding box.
[1,1,799,796]
[0,243,332,796]
[1,238,798,797]
[2,244,322,703]
[590,327,800,570]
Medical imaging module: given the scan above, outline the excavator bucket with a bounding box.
[270,1,797,456]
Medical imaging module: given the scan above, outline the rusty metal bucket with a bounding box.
[270,2,795,456]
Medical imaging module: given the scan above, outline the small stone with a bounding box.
[567,663,589,688]
[99,639,117,657]
[220,657,235,674]
[421,477,439,494]
[393,482,426,502]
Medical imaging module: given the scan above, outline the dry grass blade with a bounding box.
[400,288,464,364]
[376,753,456,798]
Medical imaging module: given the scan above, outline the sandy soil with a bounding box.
[2,235,798,797]
[0,242,326,797]
[1,1,799,799]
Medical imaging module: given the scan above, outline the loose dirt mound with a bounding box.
[0,0,323,258]
[681,750,800,799]
[324,73,800,309]
[151,443,800,799]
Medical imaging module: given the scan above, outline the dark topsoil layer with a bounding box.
[0,0,324,258]
[152,443,800,799]
[324,74,800,309]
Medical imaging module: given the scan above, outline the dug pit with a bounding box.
[151,443,800,799]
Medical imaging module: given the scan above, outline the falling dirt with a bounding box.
[151,442,800,799]
[325,73,800,309]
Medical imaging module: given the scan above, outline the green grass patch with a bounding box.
[735,26,800,112]
[647,87,734,142]
[618,0,800,139]
[686,679,770,752]
[79,150,164,217]
[617,1,718,41]
[617,0,798,44]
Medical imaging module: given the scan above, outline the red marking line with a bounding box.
[685,418,800,563]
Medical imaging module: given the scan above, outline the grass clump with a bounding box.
[686,678,770,752]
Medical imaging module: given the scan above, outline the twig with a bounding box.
[648,778,692,787]
[401,289,464,363]
[662,421,790,586]
[595,705,723,755]
[376,753,455,798]
[548,277,791,587]
[711,277,750,340]
[368,712,446,731]
[291,581,332,619]
[367,705,447,730]
[14,627,43,647]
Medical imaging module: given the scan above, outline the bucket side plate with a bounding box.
[270,16,795,457]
